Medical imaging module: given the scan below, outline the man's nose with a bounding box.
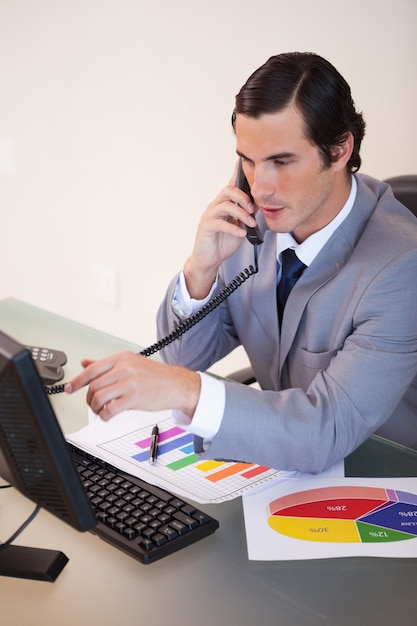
[250,167,276,199]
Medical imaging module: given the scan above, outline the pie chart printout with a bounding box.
[267,486,417,543]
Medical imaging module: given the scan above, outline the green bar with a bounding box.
[166,453,199,471]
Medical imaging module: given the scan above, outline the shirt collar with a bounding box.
[277,175,357,266]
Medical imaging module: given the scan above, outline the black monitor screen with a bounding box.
[0,330,95,533]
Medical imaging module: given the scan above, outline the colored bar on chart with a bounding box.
[205,462,254,483]
[195,460,225,472]
[158,433,194,454]
[132,449,156,463]
[135,426,186,449]
[241,465,270,479]
[166,454,200,471]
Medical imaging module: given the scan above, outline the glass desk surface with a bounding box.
[0,298,416,626]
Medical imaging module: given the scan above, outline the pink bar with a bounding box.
[135,426,185,449]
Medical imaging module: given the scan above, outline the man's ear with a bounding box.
[331,132,354,171]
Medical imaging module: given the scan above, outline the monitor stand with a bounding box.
[0,544,69,582]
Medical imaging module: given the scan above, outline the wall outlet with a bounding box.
[90,262,119,307]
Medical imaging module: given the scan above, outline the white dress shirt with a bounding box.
[172,177,357,445]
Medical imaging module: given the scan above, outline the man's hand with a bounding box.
[65,351,201,421]
[184,178,256,300]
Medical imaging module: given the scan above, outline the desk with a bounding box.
[0,298,416,626]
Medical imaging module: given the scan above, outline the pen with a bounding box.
[149,424,159,465]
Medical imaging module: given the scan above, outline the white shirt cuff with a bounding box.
[172,372,225,444]
[172,270,218,317]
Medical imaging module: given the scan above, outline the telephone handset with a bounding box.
[236,160,264,246]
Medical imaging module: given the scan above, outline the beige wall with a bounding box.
[0,0,416,377]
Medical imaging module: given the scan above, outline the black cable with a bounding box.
[45,383,65,394]
[0,504,41,550]
[45,244,260,393]
[140,244,260,357]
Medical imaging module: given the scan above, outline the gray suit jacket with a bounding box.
[157,174,417,472]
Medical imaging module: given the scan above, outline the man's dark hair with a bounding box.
[232,52,366,173]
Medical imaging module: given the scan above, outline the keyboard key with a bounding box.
[159,525,178,541]
[174,511,199,530]
[152,533,168,547]
[169,520,188,536]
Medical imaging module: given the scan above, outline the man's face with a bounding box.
[235,107,351,243]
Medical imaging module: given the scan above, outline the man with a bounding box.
[67,52,417,473]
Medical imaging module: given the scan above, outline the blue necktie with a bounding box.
[277,248,306,325]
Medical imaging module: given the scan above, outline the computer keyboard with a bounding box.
[68,443,219,564]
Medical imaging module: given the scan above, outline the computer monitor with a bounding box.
[0,330,96,581]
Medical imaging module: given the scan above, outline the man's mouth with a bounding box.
[258,205,286,218]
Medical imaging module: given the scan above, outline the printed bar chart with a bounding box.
[96,416,284,503]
